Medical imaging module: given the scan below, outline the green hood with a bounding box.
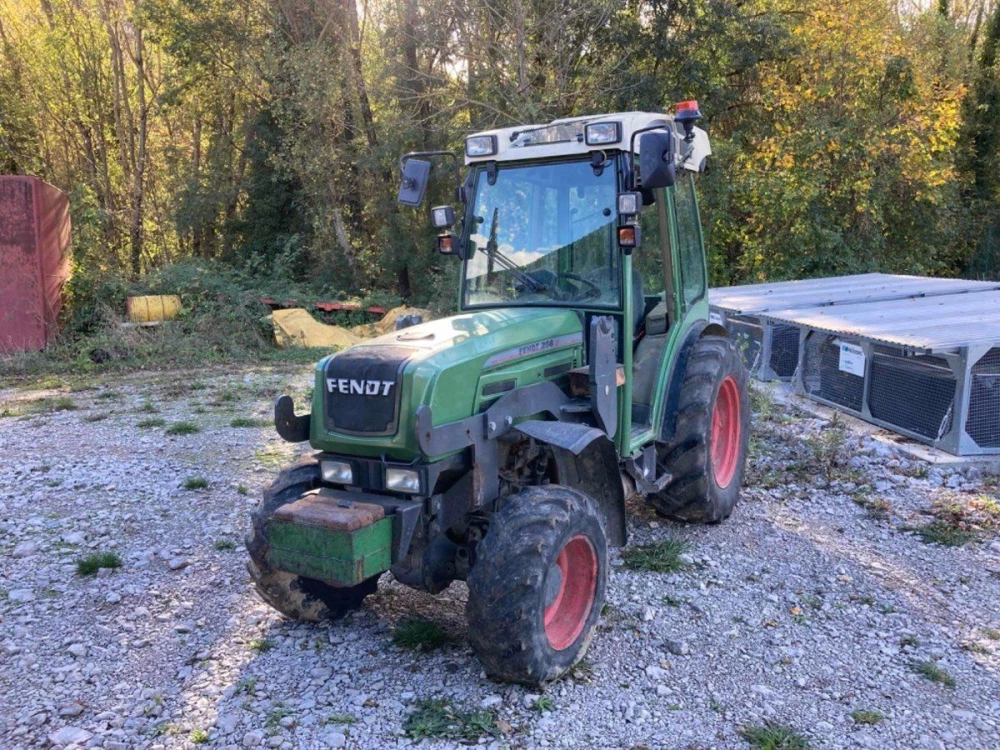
[309,307,584,459]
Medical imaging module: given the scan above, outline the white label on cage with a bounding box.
[838,342,865,377]
[709,311,724,326]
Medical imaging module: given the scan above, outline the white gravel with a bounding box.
[2,367,999,749]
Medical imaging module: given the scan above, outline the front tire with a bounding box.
[245,458,379,621]
[650,335,750,523]
[466,485,607,685]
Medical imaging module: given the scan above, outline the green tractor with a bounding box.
[246,103,750,684]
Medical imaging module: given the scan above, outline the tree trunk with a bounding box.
[129,26,148,278]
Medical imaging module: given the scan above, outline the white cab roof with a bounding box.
[465,111,711,173]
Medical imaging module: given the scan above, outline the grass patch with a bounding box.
[962,641,990,654]
[982,628,1000,640]
[805,416,848,485]
[403,699,498,743]
[265,705,291,730]
[621,539,690,573]
[739,722,810,750]
[183,476,209,490]
[165,421,200,435]
[189,728,210,744]
[249,638,275,653]
[137,417,166,428]
[231,417,269,428]
[214,538,237,551]
[237,484,249,495]
[235,676,256,694]
[30,396,78,413]
[910,660,956,687]
[530,696,555,712]
[77,551,123,576]
[325,713,356,725]
[906,520,978,547]
[850,709,883,725]
[392,619,455,651]
[931,493,1000,534]
[138,401,158,413]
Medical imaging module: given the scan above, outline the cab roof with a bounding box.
[465,111,711,173]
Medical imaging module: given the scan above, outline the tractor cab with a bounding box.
[399,107,716,453]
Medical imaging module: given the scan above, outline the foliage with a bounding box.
[1,0,999,356]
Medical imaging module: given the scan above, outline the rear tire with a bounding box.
[245,458,379,621]
[650,335,750,523]
[466,485,607,685]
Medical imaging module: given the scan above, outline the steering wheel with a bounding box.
[559,272,603,300]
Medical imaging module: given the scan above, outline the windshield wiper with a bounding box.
[481,207,548,292]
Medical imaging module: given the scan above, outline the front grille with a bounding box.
[323,345,417,436]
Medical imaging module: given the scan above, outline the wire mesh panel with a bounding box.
[768,323,800,378]
[800,331,865,412]
[867,346,956,441]
[968,348,1000,449]
[726,315,763,375]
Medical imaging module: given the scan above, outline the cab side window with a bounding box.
[634,188,665,296]
[674,174,706,308]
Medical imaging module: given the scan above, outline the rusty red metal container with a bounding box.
[0,176,72,353]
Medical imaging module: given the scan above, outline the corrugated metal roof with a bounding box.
[759,289,1000,351]
[709,273,1000,315]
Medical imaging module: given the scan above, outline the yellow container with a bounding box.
[127,295,181,323]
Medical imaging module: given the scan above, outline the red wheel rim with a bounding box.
[543,535,598,651]
[711,376,741,489]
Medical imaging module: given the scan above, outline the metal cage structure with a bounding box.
[777,290,1000,456]
[710,274,1000,382]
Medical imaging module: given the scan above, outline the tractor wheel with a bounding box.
[245,458,379,621]
[466,485,607,685]
[650,335,750,523]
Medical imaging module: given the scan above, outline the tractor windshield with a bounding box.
[462,158,620,309]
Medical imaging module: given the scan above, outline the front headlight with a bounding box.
[465,135,498,157]
[385,467,421,494]
[584,121,621,146]
[321,460,354,485]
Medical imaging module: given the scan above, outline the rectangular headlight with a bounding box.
[465,135,497,157]
[617,191,641,216]
[320,460,354,485]
[585,122,621,146]
[385,467,421,494]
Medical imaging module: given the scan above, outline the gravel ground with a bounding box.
[1,366,999,750]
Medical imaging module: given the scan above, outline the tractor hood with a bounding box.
[309,307,584,459]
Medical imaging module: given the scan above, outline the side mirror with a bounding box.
[398,158,431,206]
[638,131,676,189]
[431,205,455,229]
